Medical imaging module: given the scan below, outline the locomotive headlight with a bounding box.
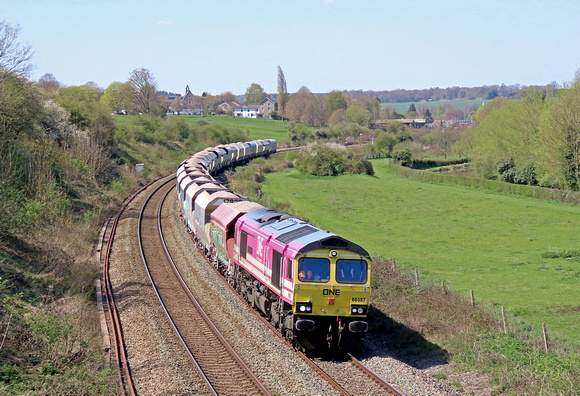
[350,305,367,315]
[296,302,312,313]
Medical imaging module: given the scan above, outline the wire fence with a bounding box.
[385,257,578,354]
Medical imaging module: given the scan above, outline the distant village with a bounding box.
[157,86,474,129]
[160,85,278,119]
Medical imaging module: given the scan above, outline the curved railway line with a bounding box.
[138,176,270,395]
[101,174,407,395]
[184,214,405,396]
[100,157,461,394]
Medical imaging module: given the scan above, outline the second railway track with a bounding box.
[138,177,270,395]
[104,170,461,395]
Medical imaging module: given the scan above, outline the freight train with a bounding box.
[176,139,371,350]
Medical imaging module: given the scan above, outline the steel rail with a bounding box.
[139,177,270,395]
[348,353,406,396]
[137,177,216,395]
[102,178,162,395]
[185,232,351,396]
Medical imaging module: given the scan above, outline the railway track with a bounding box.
[101,172,445,394]
[180,202,405,395]
[101,178,158,396]
[138,177,270,395]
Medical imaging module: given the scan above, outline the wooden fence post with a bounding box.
[501,306,508,333]
[542,323,550,353]
[414,268,419,288]
[470,290,475,306]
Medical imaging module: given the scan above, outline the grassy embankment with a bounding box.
[260,159,580,345]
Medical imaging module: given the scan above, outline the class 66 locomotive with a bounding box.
[178,140,371,351]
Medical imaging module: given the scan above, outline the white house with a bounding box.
[233,105,260,118]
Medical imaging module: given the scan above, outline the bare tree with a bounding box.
[37,73,62,91]
[0,20,34,77]
[126,67,164,115]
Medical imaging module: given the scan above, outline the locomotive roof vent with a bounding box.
[320,237,349,249]
[257,210,284,223]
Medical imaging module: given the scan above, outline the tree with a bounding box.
[386,120,406,135]
[285,85,313,122]
[0,20,34,77]
[307,97,327,128]
[37,73,61,91]
[328,108,346,126]
[55,84,102,128]
[171,95,184,114]
[0,72,42,149]
[245,83,267,105]
[350,96,380,122]
[374,132,396,156]
[540,76,580,190]
[326,91,347,117]
[346,104,370,126]
[277,65,288,117]
[100,81,132,113]
[126,68,164,115]
[406,103,417,118]
[219,91,236,103]
[295,143,344,176]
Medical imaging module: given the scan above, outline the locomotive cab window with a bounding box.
[336,259,368,284]
[298,258,330,282]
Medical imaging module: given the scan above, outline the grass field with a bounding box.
[114,114,293,143]
[172,115,293,143]
[261,159,580,344]
[383,99,491,114]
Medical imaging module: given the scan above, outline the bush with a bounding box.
[392,148,412,165]
[294,143,374,177]
[288,123,314,144]
[296,143,344,176]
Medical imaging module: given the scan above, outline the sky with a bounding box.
[2,0,580,96]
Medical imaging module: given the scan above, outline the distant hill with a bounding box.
[234,83,555,105]
[346,83,554,103]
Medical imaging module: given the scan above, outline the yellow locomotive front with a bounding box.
[293,248,371,350]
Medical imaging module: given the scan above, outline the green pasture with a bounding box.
[170,115,292,143]
[113,114,292,143]
[261,159,580,343]
[382,99,491,114]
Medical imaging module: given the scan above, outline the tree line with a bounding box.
[352,82,557,103]
[455,80,580,191]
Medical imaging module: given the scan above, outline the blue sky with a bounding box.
[2,0,579,96]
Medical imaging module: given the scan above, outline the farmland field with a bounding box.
[114,114,293,143]
[382,99,491,114]
[172,115,293,143]
[261,159,580,344]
